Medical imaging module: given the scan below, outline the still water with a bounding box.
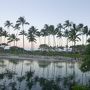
[0,59,90,90]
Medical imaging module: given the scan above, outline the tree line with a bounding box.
[0,16,90,51]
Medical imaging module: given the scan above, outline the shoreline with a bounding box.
[0,54,80,62]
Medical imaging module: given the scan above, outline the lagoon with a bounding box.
[0,59,90,90]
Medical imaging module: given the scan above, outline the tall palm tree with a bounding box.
[57,23,63,46]
[49,25,57,47]
[28,26,38,34]
[0,27,4,44]
[19,30,27,46]
[4,20,13,35]
[77,23,84,45]
[16,16,29,49]
[14,23,20,37]
[41,29,48,44]
[14,23,20,46]
[68,24,81,52]
[83,26,89,45]
[57,29,63,46]
[63,20,72,51]
[27,33,36,51]
[27,26,37,50]
[64,29,69,51]
[44,24,50,46]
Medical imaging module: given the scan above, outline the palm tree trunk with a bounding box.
[22,25,25,52]
[74,41,76,53]
[14,41,15,46]
[0,37,2,44]
[31,42,33,51]
[86,35,87,45]
[48,36,50,46]
[82,35,84,45]
[39,37,40,45]
[66,38,68,52]
[44,36,46,44]
[23,34,24,49]
[53,35,56,47]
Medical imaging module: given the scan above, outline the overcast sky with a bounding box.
[0,0,90,48]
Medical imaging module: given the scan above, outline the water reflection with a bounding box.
[0,59,89,90]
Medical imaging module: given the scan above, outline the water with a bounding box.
[0,59,90,90]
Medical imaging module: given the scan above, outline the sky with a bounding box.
[0,0,90,49]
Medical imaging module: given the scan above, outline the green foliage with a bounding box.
[80,44,90,72]
[72,85,90,90]
[85,44,90,55]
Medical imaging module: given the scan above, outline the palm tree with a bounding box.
[7,34,19,46]
[68,24,81,52]
[36,31,41,45]
[49,25,57,47]
[44,24,50,46]
[14,23,20,36]
[63,20,72,52]
[27,33,36,51]
[83,26,89,45]
[41,29,48,44]
[4,20,13,35]
[27,26,37,50]
[19,30,27,47]
[64,29,69,51]
[16,16,29,49]
[77,23,84,45]
[0,27,4,44]
[63,20,72,29]
[57,29,63,46]
[57,23,63,46]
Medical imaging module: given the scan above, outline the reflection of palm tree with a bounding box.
[25,70,34,90]
[56,62,63,76]
[38,61,51,77]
